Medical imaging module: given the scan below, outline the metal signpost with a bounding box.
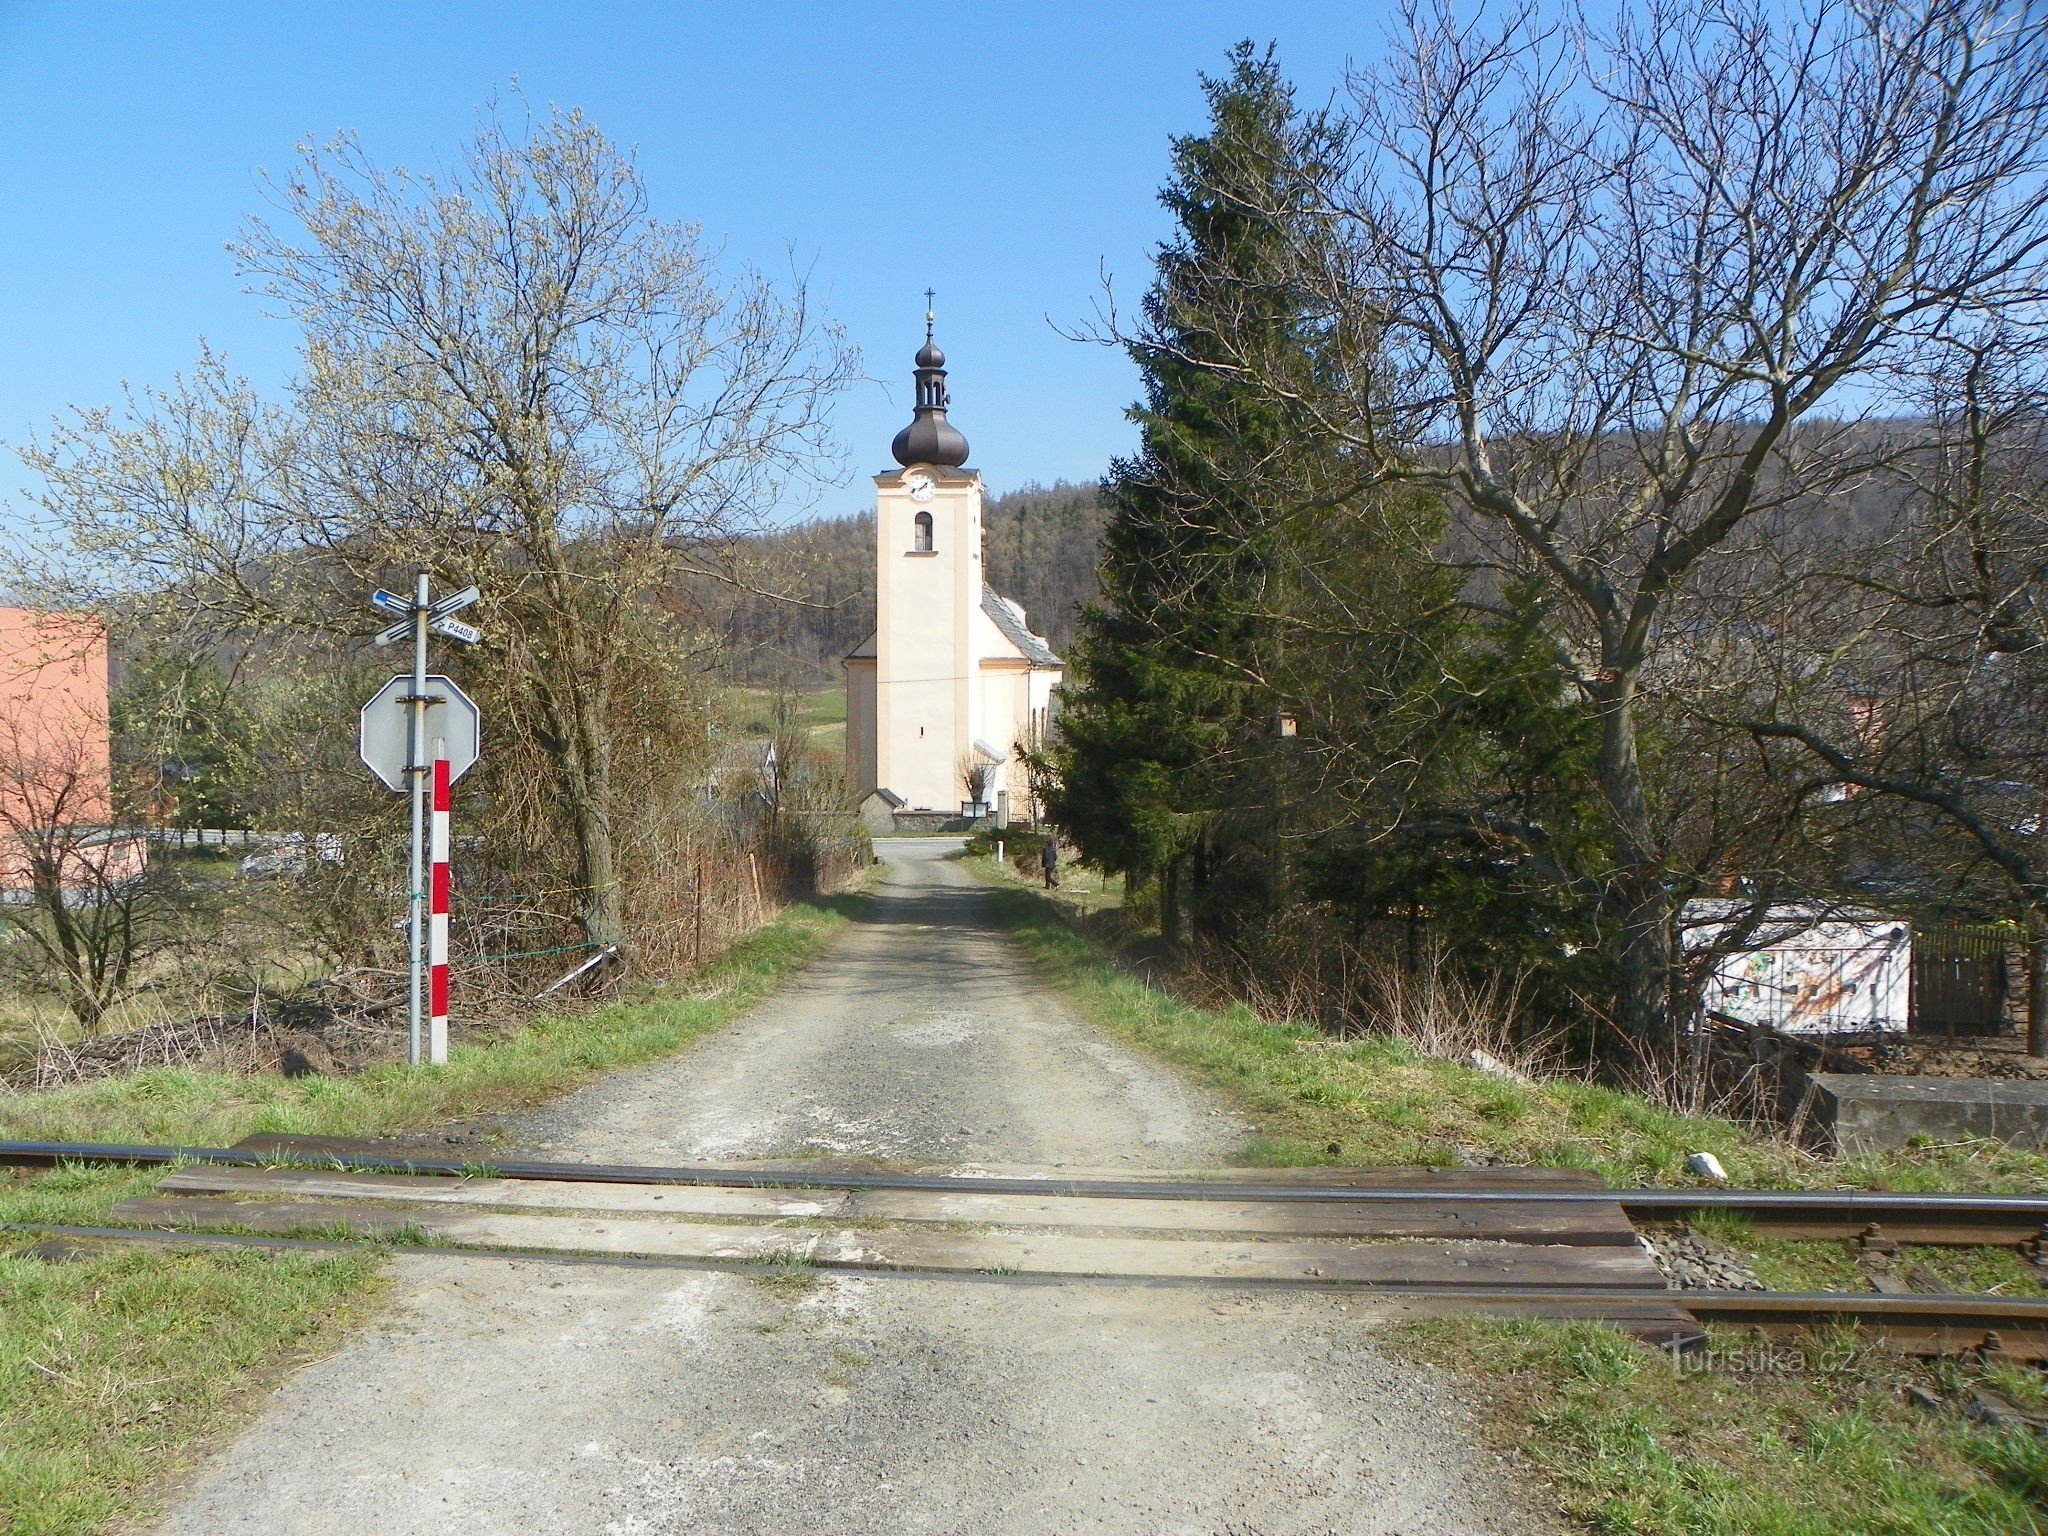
[360,575,483,1066]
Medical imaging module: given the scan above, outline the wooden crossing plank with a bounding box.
[927,1162,1612,1189]
[156,1164,1638,1245]
[229,1136,1612,1192]
[111,1194,1661,1289]
[843,1187,1638,1244]
[159,1166,850,1221]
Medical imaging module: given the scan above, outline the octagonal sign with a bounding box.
[359,674,482,792]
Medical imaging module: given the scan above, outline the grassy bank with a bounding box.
[962,852,2048,1193]
[962,857,2048,1535]
[0,896,854,1536]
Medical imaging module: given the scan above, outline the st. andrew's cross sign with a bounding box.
[361,575,482,1067]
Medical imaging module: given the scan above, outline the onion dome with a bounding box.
[891,308,970,468]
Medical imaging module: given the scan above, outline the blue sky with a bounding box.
[0,2,1374,525]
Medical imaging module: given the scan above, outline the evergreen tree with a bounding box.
[1051,42,1609,1028]
[1048,42,1323,938]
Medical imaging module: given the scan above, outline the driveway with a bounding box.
[156,839,1554,1535]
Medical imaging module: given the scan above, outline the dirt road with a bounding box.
[156,840,1556,1535]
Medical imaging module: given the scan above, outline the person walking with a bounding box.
[1039,835,1060,889]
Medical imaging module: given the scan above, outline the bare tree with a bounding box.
[1746,330,2048,1052]
[959,753,996,812]
[1183,0,2048,1053]
[24,103,858,955]
[0,710,163,1035]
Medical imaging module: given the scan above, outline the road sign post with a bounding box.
[360,575,481,1067]
[407,572,428,1067]
[429,751,452,1062]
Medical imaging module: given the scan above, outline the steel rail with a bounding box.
[4,1137,2046,1225]
[9,1220,2048,1357]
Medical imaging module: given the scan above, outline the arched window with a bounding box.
[913,510,934,551]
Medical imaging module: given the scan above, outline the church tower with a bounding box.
[845,312,1062,829]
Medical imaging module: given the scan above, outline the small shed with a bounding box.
[857,787,904,836]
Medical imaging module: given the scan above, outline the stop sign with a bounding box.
[358,674,482,791]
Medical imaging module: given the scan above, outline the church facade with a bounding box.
[844,321,1062,829]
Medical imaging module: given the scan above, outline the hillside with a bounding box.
[701,480,1110,687]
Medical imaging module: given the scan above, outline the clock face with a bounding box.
[906,472,934,503]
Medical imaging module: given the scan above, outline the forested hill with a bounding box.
[700,480,1110,686]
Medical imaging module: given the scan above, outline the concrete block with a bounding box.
[1796,1072,2048,1156]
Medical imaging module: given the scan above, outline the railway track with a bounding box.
[7,1135,2046,1358]
[4,1136,2045,1245]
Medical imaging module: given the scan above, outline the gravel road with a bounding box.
[156,839,1558,1535]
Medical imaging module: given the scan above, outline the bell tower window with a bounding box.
[912,510,934,551]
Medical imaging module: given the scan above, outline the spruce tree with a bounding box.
[1050,44,1609,1030]
[1048,42,1318,939]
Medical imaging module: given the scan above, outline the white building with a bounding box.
[844,319,1062,829]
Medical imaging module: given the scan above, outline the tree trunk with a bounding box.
[529,558,630,958]
[2028,911,2048,1060]
[563,704,626,952]
[1592,673,1675,1064]
[569,777,625,952]
[1161,856,1183,945]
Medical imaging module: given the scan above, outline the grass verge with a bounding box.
[965,864,1775,1185]
[963,858,2048,1535]
[1398,1318,2047,1536]
[0,895,854,1536]
[961,852,2048,1193]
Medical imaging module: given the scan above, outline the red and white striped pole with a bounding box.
[428,748,451,1064]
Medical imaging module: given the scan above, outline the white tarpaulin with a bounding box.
[1685,902,1911,1034]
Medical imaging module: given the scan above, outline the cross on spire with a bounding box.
[923,288,936,336]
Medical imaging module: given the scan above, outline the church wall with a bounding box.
[843,657,877,798]
[874,466,982,813]
[976,663,1027,801]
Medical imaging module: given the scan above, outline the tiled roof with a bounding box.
[980,584,1061,667]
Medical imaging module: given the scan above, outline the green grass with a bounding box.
[726,684,844,737]
[0,895,854,1536]
[963,866,1772,1185]
[1731,1231,2048,1300]
[0,1233,380,1536]
[964,842,1127,921]
[1399,1318,2048,1536]
[0,901,848,1150]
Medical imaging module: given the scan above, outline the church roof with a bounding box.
[890,314,971,469]
[981,584,1061,668]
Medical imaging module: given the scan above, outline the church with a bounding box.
[844,318,1063,831]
